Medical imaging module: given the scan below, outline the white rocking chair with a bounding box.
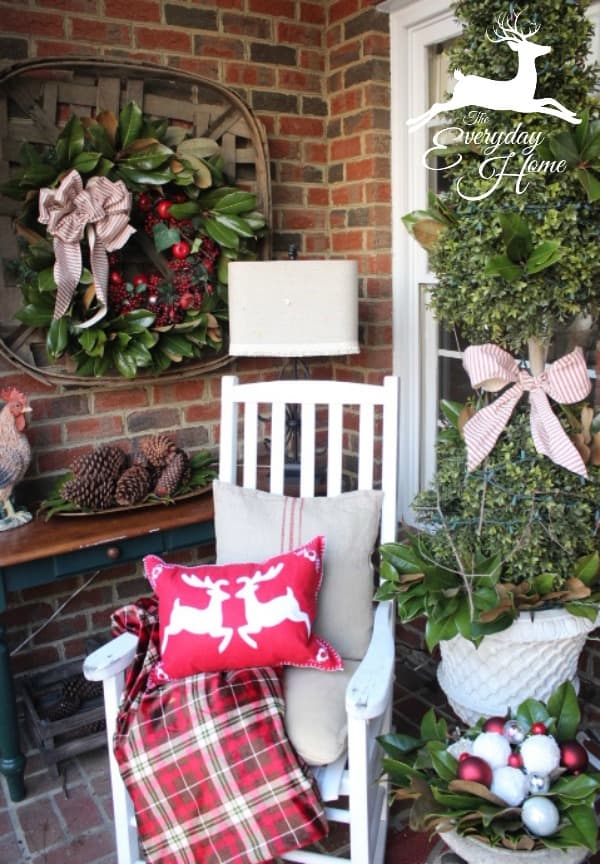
[84,374,400,864]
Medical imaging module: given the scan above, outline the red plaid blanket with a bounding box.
[112,598,328,864]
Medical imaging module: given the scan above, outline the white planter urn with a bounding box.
[441,829,588,864]
[437,608,598,725]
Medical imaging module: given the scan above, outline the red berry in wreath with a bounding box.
[156,199,172,219]
[171,241,190,259]
[179,292,195,310]
[531,722,547,735]
[110,270,123,285]
[137,193,153,212]
[132,274,148,287]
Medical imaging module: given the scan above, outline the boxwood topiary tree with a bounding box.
[380,0,600,646]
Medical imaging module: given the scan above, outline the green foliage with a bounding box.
[377,402,600,647]
[378,681,600,852]
[416,0,600,351]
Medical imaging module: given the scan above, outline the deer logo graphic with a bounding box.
[161,573,233,654]
[407,12,580,131]
[235,562,312,649]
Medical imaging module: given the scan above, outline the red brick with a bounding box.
[153,379,205,403]
[71,18,131,47]
[304,234,329,255]
[135,25,191,52]
[93,387,148,412]
[329,0,360,22]
[194,35,244,60]
[330,230,364,252]
[277,67,321,92]
[225,62,276,87]
[307,187,329,206]
[331,183,364,206]
[346,156,386,181]
[37,0,98,10]
[277,208,327,231]
[272,183,304,206]
[300,1,326,25]
[304,141,327,163]
[1,8,64,36]
[248,0,295,17]
[185,401,221,423]
[279,116,325,137]
[269,139,301,160]
[104,0,160,20]
[277,21,321,47]
[10,645,60,676]
[331,135,362,161]
[331,88,363,116]
[363,32,390,57]
[174,56,221,79]
[298,48,325,72]
[65,414,124,441]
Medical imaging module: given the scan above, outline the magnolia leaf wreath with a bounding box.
[2,101,267,378]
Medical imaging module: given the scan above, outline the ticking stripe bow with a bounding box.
[462,344,592,478]
[38,169,135,328]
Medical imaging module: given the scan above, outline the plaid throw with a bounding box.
[112,599,328,864]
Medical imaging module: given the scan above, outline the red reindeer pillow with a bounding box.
[144,536,342,682]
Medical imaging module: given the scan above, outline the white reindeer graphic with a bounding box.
[235,562,312,649]
[407,12,580,131]
[162,573,233,654]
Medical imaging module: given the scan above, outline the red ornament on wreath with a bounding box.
[156,199,172,219]
[531,722,547,735]
[456,755,493,787]
[560,740,589,774]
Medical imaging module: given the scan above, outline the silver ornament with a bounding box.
[521,796,560,836]
[527,772,550,794]
[503,719,526,746]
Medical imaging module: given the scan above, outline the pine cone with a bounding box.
[115,465,152,506]
[154,450,186,497]
[70,445,127,480]
[140,434,177,468]
[62,475,116,510]
[175,448,191,487]
[132,451,158,485]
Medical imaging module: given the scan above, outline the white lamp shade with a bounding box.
[227,259,360,357]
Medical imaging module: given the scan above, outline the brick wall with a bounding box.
[0,0,392,677]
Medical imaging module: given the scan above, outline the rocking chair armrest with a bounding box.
[345,600,395,721]
[83,631,138,682]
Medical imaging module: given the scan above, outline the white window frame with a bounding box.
[379,0,599,524]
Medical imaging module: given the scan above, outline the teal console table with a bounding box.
[0,493,214,802]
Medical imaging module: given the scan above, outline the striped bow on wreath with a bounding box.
[462,344,592,478]
[38,168,135,329]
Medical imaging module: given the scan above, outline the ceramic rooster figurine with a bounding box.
[0,386,33,531]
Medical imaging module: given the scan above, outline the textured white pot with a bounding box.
[437,608,598,724]
[441,829,588,864]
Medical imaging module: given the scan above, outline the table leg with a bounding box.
[0,621,26,801]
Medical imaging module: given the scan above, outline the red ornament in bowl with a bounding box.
[456,756,493,787]
[560,740,589,774]
[508,751,524,768]
[482,716,507,735]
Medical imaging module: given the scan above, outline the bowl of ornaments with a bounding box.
[379,681,600,864]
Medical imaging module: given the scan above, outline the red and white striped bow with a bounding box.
[462,344,592,478]
[38,169,135,328]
